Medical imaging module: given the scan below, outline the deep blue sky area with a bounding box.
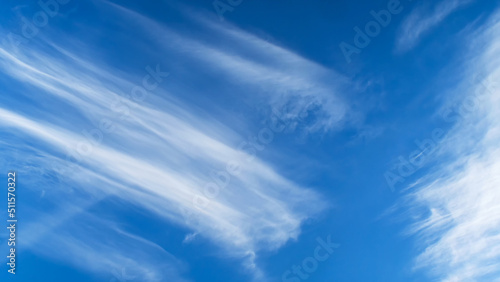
[1,0,499,281]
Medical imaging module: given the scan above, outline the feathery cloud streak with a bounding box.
[402,12,500,281]
[0,3,353,280]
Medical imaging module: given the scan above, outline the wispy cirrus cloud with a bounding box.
[0,2,355,280]
[400,11,500,281]
[395,0,473,53]
[105,1,353,134]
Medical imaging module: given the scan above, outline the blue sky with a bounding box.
[0,0,499,281]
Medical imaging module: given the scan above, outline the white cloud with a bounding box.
[0,3,352,279]
[402,12,500,281]
[395,0,473,53]
[105,1,352,134]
